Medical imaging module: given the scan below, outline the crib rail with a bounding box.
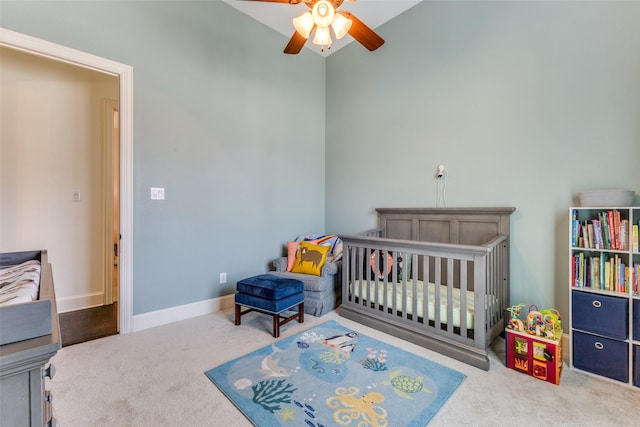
[355,228,382,238]
[339,233,509,370]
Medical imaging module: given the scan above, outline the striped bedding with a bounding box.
[0,260,41,306]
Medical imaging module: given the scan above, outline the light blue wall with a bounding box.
[1,1,326,314]
[3,1,639,319]
[325,0,640,316]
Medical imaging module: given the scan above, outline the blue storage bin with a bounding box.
[633,299,640,341]
[573,331,628,383]
[634,346,640,387]
[571,291,628,340]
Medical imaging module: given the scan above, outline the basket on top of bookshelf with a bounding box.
[569,206,639,389]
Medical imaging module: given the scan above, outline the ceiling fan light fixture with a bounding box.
[277,0,385,55]
[292,12,314,39]
[331,13,352,40]
[311,0,335,28]
[312,25,332,47]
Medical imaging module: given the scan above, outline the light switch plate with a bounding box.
[150,187,165,200]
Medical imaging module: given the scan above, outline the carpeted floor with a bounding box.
[48,309,640,426]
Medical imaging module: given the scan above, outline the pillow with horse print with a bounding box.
[286,239,320,272]
[291,241,330,276]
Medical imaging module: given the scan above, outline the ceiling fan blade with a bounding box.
[338,11,385,51]
[283,31,308,54]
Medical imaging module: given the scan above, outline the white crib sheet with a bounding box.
[350,280,478,329]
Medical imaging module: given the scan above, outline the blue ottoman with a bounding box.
[235,274,304,337]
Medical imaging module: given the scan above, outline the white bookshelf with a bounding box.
[568,207,639,388]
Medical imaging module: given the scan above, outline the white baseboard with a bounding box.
[132,294,235,332]
[57,292,105,313]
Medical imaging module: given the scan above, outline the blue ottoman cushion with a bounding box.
[237,274,303,300]
[235,291,304,314]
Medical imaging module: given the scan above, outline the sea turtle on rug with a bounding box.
[381,370,432,399]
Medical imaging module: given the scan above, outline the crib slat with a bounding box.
[422,255,429,326]
[369,247,373,308]
[490,244,498,326]
[445,258,452,334]
[393,251,401,318]
[377,250,385,313]
[353,245,357,286]
[352,247,366,305]
[434,256,441,327]
[474,252,486,348]
[460,260,468,336]
[400,251,408,321]
[411,253,418,324]
[386,250,393,316]
[350,246,356,304]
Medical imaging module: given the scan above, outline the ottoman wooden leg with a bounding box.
[273,315,280,338]
[235,304,241,326]
[298,302,304,323]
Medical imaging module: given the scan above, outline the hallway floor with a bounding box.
[59,302,118,347]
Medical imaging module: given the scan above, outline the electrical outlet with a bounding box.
[219,272,227,284]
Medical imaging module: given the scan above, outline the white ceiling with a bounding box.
[221,0,423,56]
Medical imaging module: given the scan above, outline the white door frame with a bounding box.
[1,27,134,334]
[103,98,119,306]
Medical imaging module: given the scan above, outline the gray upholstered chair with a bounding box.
[270,256,341,317]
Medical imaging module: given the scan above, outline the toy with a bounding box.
[526,305,544,336]
[506,304,525,331]
[505,305,563,385]
[540,308,562,338]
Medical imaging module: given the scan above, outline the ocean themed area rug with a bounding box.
[205,320,465,426]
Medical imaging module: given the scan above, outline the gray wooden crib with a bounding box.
[339,207,515,370]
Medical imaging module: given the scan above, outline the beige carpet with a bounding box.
[48,309,640,426]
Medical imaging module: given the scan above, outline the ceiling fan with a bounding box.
[242,0,385,54]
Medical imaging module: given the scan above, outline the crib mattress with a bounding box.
[350,280,478,329]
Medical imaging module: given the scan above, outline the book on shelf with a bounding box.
[572,209,632,250]
[620,220,628,251]
[616,256,624,292]
[571,212,580,247]
[608,212,615,249]
[593,219,604,249]
[590,256,600,290]
[571,252,629,292]
[600,212,611,249]
[581,222,590,248]
[613,210,622,249]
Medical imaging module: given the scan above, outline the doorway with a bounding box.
[57,100,121,347]
[0,28,134,335]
